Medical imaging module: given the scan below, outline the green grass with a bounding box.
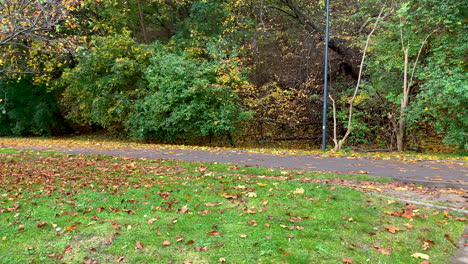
[0,149,465,264]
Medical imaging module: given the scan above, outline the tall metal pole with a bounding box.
[321,0,331,150]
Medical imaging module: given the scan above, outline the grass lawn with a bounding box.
[0,148,465,264]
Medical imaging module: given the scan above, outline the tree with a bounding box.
[0,0,82,74]
[366,0,467,150]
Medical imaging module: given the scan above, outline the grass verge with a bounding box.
[0,149,465,264]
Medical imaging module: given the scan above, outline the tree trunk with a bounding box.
[397,48,409,151]
[137,0,149,43]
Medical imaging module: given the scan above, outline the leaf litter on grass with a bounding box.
[0,151,466,263]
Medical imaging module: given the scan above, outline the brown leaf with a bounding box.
[219,257,226,263]
[64,245,73,253]
[116,256,124,262]
[444,234,456,246]
[185,240,195,245]
[136,241,144,249]
[204,202,221,207]
[455,217,467,221]
[112,222,120,230]
[207,231,220,236]
[403,223,413,229]
[385,225,400,234]
[179,205,189,214]
[222,193,237,199]
[374,245,391,255]
[162,240,171,246]
[37,222,47,229]
[342,258,353,264]
[195,246,209,252]
[18,224,24,231]
[422,239,435,250]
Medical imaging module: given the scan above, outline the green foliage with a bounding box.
[61,33,150,131]
[129,41,250,141]
[0,78,63,136]
[365,0,467,148]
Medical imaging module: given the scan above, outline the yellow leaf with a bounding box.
[293,188,305,195]
[411,253,429,260]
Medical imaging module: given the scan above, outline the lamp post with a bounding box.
[321,0,330,151]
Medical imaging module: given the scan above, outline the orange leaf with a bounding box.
[162,240,171,246]
[66,225,78,231]
[136,241,144,249]
[207,231,220,236]
[374,245,391,255]
[385,225,400,234]
[342,258,353,263]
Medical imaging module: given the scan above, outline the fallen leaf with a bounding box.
[403,223,413,229]
[422,239,435,250]
[37,222,47,229]
[204,202,221,207]
[116,256,124,262]
[222,193,237,199]
[207,231,220,236]
[64,245,73,253]
[195,246,209,252]
[66,225,78,231]
[219,257,226,263]
[18,225,24,231]
[342,258,353,264]
[185,240,195,245]
[240,234,247,238]
[293,188,304,195]
[385,225,400,234]
[162,240,171,246]
[136,241,144,249]
[246,192,257,198]
[411,253,429,260]
[179,205,189,214]
[374,245,391,255]
[444,234,456,246]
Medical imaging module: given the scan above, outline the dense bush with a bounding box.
[129,41,251,141]
[0,78,63,136]
[61,33,150,132]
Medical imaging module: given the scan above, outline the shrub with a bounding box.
[0,78,63,136]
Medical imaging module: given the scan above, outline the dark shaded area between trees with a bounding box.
[0,0,466,152]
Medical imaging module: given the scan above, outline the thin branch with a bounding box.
[408,30,435,87]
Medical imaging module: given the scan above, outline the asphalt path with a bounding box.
[4,143,467,190]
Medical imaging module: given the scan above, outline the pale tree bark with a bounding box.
[330,2,387,151]
[394,30,434,151]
